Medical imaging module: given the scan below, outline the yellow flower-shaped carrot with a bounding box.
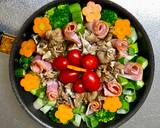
[113,19,131,39]
[103,96,122,112]
[19,39,36,57]
[82,1,102,22]
[55,104,73,124]
[33,17,52,37]
[20,73,40,92]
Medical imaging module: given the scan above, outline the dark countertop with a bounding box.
[0,0,160,128]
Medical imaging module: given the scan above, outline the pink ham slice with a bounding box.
[30,56,52,74]
[86,20,109,39]
[103,81,122,96]
[63,22,81,46]
[111,39,128,52]
[122,62,143,81]
[46,80,58,101]
[86,101,101,115]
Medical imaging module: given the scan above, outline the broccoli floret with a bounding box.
[49,108,59,123]
[101,9,118,25]
[47,4,71,29]
[95,109,115,123]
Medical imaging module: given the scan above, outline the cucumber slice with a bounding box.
[33,98,46,110]
[117,100,129,114]
[136,56,148,69]
[76,24,85,34]
[123,82,135,95]
[15,68,26,77]
[40,100,56,114]
[117,76,128,86]
[69,3,83,23]
[135,80,144,90]
[129,43,138,54]
[125,93,136,103]
[72,114,82,127]
[128,27,138,43]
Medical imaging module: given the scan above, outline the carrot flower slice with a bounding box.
[20,73,40,92]
[103,96,122,112]
[82,1,102,22]
[113,19,131,39]
[55,104,74,124]
[19,39,36,57]
[33,17,52,37]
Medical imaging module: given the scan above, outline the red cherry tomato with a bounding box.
[59,69,80,84]
[82,71,100,91]
[73,80,86,93]
[52,56,69,70]
[82,54,99,70]
[67,49,82,66]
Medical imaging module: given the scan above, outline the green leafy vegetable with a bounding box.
[101,9,118,25]
[95,109,115,123]
[48,4,71,29]
[76,24,85,34]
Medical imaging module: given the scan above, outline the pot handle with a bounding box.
[0,31,16,54]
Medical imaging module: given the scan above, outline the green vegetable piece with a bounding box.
[23,63,29,70]
[76,24,85,34]
[40,100,56,114]
[45,7,55,18]
[19,56,33,64]
[118,57,126,64]
[128,27,138,43]
[69,3,83,24]
[136,56,148,69]
[30,87,45,98]
[33,98,47,110]
[135,80,144,90]
[49,108,59,123]
[129,43,138,54]
[15,68,26,77]
[101,9,118,25]
[123,82,135,96]
[73,105,86,114]
[128,47,136,56]
[95,109,115,123]
[71,114,82,127]
[125,93,136,103]
[49,4,71,29]
[117,100,129,114]
[117,76,128,86]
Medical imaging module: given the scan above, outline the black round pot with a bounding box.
[9,0,155,128]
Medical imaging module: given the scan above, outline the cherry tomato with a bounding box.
[52,56,69,70]
[73,80,86,93]
[67,49,82,66]
[82,71,100,91]
[82,54,99,70]
[59,69,80,84]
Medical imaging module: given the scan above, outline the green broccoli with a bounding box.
[47,4,71,29]
[95,109,115,123]
[49,108,59,123]
[101,9,118,25]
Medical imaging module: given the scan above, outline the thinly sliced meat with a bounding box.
[46,80,59,101]
[103,81,122,96]
[122,62,143,81]
[86,101,101,115]
[30,56,52,74]
[86,20,109,39]
[111,39,128,52]
[63,22,81,46]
